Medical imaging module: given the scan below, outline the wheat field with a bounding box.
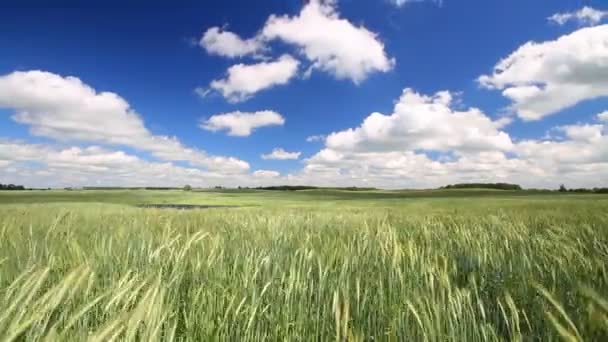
[0,190,607,341]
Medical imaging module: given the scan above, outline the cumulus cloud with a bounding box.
[325,88,513,153]
[261,148,301,160]
[548,7,608,26]
[293,90,608,189]
[261,0,394,83]
[514,111,608,168]
[0,142,152,177]
[253,169,281,178]
[200,27,265,58]
[516,131,607,167]
[0,70,249,173]
[479,25,608,120]
[199,0,394,101]
[297,149,552,189]
[0,141,292,188]
[296,139,607,189]
[0,70,149,143]
[209,55,300,102]
[555,123,604,142]
[295,88,520,187]
[3,114,608,189]
[200,110,285,136]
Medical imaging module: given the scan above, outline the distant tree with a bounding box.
[0,183,26,191]
[254,185,377,191]
[439,183,522,191]
[559,184,567,192]
[183,184,192,191]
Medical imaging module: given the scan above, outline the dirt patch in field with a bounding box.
[137,204,240,210]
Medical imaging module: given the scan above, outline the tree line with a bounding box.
[253,186,378,191]
[439,183,608,193]
[559,184,608,194]
[0,183,26,190]
[2,183,607,193]
[440,183,523,190]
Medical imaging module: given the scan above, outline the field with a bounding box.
[1,189,608,341]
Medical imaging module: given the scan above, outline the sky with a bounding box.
[0,0,607,189]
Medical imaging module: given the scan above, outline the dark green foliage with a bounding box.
[255,185,377,191]
[568,187,608,193]
[0,183,25,190]
[441,183,523,190]
[83,187,180,190]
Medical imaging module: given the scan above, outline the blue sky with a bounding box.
[0,0,607,188]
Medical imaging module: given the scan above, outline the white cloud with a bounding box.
[200,110,285,137]
[253,169,281,178]
[0,140,289,188]
[0,70,249,173]
[548,7,608,26]
[0,142,146,176]
[295,138,608,189]
[199,0,394,101]
[2,117,608,190]
[200,27,265,58]
[518,112,608,167]
[297,149,552,189]
[516,130,607,167]
[324,88,513,154]
[209,55,300,102]
[479,25,608,120]
[598,111,608,122]
[261,0,394,83]
[291,89,608,189]
[306,135,325,142]
[555,123,604,142]
[291,89,521,187]
[0,70,149,143]
[261,148,301,160]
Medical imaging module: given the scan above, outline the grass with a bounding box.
[0,189,607,341]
